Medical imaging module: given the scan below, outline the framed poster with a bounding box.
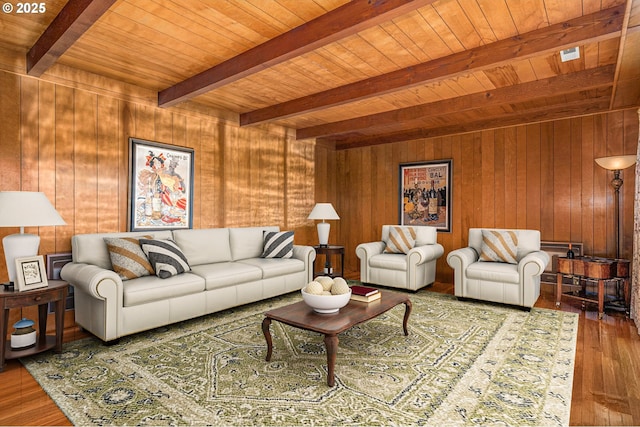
[399,160,452,232]
[15,255,48,292]
[128,138,194,231]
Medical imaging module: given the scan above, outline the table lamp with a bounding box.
[307,203,339,247]
[595,155,636,259]
[0,191,66,290]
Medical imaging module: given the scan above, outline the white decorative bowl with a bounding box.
[301,288,351,314]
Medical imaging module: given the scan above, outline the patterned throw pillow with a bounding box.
[139,239,191,279]
[479,230,518,264]
[384,226,416,254]
[261,231,294,259]
[104,236,154,280]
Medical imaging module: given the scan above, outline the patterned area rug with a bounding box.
[22,291,578,426]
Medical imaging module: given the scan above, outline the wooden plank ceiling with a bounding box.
[4,0,640,149]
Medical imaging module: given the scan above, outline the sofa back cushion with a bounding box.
[171,228,231,266]
[71,230,173,270]
[468,228,540,262]
[381,225,437,247]
[229,226,279,260]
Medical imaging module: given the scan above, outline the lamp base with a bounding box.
[317,222,330,246]
[3,282,15,291]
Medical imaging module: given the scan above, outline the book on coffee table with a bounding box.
[350,292,382,303]
[350,285,378,297]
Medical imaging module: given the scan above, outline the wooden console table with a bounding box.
[555,256,630,319]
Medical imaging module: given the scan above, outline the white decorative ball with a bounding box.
[331,278,350,295]
[305,281,324,295]
[315,276,334,291]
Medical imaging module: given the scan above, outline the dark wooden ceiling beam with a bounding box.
[296,65,616,139]
[158,0,439,108]
[331,97,612,149]
[27,0,116,76]
[242,4,625,126]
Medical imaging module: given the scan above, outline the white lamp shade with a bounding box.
[595,155,636,171]
[0,192,66,228]
[307,203,340,220]
[0,192,65,284]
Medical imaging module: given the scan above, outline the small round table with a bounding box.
[313,245,344,278]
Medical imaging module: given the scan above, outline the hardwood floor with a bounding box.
[1,283,638,426]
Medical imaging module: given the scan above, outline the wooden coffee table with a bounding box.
[262,290,412,386]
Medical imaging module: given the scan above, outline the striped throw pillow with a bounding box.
[104,236,154,280]
[261,231,294,259]
[139,239,191,279]
[479,230,518,264]
[384,226,416,254]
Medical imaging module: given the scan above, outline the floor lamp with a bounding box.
[595,155,637,259]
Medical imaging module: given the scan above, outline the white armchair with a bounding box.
[356,225,444,291]
[446,228,550,308]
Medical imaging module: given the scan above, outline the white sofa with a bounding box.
[356,225,444,291]
[446,228,549,308]
[61,226,315,342]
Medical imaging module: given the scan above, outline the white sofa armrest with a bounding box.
[293,245,316,283]
[407,243,445,266]
[61,262,123,300]
[518,250,550,278]
[60,262,124,342]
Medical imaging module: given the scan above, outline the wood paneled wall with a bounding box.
[327,111,638,284]
[0,70,318,282]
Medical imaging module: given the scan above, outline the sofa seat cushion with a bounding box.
[190,262,263,290]
[466,261,520,284]
[239,258,304,279]
[123,272,205,307]
[369,253,407,271]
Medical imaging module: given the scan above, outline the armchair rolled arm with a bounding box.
[518,250,550,278]
[446,247,479,272]
[356,241,385,283]
[407,243,445,266]
[356,241,386,260]
[60,262,123,300]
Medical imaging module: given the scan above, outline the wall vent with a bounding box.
[560,47,580,62]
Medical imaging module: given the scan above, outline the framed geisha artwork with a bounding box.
[128,138,194,231]
[399,160,452,232]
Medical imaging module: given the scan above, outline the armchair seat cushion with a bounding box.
[369,253,407,271]
[466,262,520,284]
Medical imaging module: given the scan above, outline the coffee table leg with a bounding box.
[402,300,412,336]
[262,317,273,361]
[324,334,339,387]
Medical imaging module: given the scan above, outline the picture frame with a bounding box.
[399,160,452,232]
[46,252,72,280]
[15,255,48,292]
[128,138,194,232]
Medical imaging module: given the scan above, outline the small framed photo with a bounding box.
[15,255,48,292]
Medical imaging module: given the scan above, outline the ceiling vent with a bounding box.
[560,47,580,62]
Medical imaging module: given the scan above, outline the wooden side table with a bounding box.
[313,245,344,278]
[0,280,68,372]
[555,257,630,319]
